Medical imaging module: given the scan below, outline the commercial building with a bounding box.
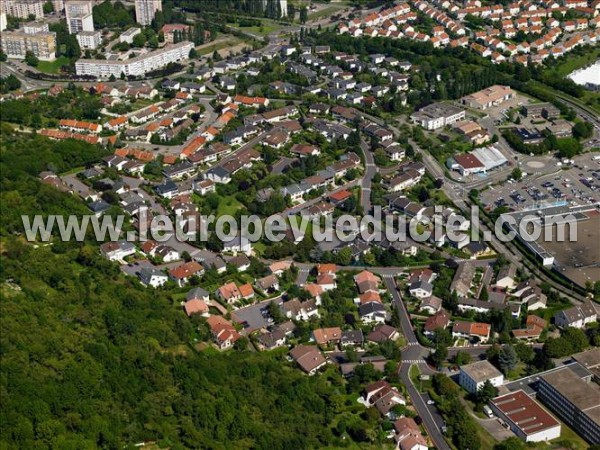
[120,27,142,44]
[76,30,102,50]
[459,360,504,394]
[135,0,162,26]
[410,103,466,130]
[75,41,193,78]
[490,390,561,442]
[65,0,94,34]
[538,366,600,444]
[1,30,57,61]
[462,85,514,110]
[3,0,44,20]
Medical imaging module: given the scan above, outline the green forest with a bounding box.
[0,126,383,449]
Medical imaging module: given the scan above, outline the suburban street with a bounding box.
[383,275,450,450]
[359,138,377,214]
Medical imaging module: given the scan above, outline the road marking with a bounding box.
[402,359,426,364]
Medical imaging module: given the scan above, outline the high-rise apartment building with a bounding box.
[3,0,44,20]
[65,0,94,34]
[135,0,162,27]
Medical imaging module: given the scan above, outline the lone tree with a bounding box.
[511,167,522,181]
[24,51,39,67]
[498,344,518,375]
[476,379,499,404]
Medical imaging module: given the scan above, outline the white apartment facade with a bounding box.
[65,0,94,34]
[75,42,193,78]
[77,30,102,49]
[23,21,48,33]
[3,0,44,20]
[135,0,162,26]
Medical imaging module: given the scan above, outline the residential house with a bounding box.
[289,345,327,374]
[168,261,203,287]
[554,301,597,329]
[452,320,491,343]
[217,282,242,304]
[100,241,136,261]
[138,267,168,288]
[206,316,240,350]
[312,327,343,346]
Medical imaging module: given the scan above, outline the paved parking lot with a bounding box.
[481,153,600,211]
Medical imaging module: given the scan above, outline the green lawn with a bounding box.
[197,38,243,56]
[217,196,244,217]
[543,420,589,450]
[36,56,71,74]
[229,23,279,36]
[308,5,346,21]
[550,47,600,77]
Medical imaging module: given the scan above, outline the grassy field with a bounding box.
[197,38,244,56]
[545,420,589,450]
[308,5,347,21]
[36,56,71,74]
[550,47,600,77]
[229,23,279,37]
[217,195,245,217]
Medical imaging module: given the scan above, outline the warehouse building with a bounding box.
[490,390,561,442]
[462,85,514,110]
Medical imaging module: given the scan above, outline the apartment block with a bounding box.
[65,0,94,34]
[135,0,162,26]
[3,0,44,20]
[77,30,102,50]
[23,21,48,34]
[1,30,57,61]
[75,41,193,78]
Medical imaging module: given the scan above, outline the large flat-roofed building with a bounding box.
[538,366,600,444]
[462,85,514,110]
[571,348,600,381]
[65,0,94,34]
[135,0,162,26]
[3,0,44,20]
[410,103,466,130]
[75,41,193,78]
[459,360,504,394]
[490,390,561,442]
[1,31,57,61]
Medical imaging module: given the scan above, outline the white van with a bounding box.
[483,405,494,418]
